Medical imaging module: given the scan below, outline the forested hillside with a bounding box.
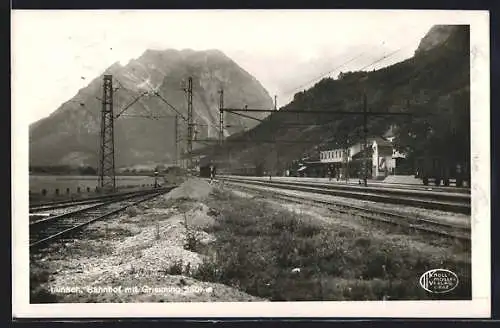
[206,25,470,173]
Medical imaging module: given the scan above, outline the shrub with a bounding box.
[165,260,185,275]
[184,230,202,252]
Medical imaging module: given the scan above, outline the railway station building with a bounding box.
[316,136,406,179]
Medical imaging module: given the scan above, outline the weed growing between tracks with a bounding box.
[190,189,471,301]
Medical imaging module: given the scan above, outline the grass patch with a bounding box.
[83,224,137,240]
[191,191,471,301]
[30,263,59,303]
[163,197,198,213]
[60,240,116,257]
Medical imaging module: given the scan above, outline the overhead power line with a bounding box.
[229,111,264,122]
[279,51,368,98]
[153,91,187,122]
[278,40,400,99]
[113,77,187,123]
[114,91,149,119]
[276,30,421,106]
[358,47,404,71]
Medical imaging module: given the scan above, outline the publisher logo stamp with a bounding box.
[419,269,459,294]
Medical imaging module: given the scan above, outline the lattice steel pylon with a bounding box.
[186,77,193,169]
[174,114,179,166]
[98,75,116,191]
[218,88,224,145]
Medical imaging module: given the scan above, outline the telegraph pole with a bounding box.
[186,77,193,170]
[218,88,225,172]
[343,136,349,184]
[363,93,368,187]
[174,114,179,166]
[273,95,280,176]
[276,144,280,176]
[271,112,279,176]
[219,89,224,146]
[98,74,116,191]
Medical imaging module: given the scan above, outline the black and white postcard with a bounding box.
[11,9,491,318]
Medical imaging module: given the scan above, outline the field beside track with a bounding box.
[194,186,471,301]
[29,175,157,193]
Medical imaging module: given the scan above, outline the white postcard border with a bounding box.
[12,9,491,318]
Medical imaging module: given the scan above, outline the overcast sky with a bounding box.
[12,10,475,123]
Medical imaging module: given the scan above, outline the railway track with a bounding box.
[29,187,173,250]
[220,180,470,241]
[221,175,471,194]
[219,176,471,214]
[30,188,170,213]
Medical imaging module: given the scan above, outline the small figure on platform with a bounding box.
[210,165,215,184]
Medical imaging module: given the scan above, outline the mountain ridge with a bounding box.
[204,25,470,173]
[29,48,274,167]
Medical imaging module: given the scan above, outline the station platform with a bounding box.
[281,176,422,186]
[223,174,469,190]
[380,175,423,185]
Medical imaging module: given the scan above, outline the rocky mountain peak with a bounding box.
[29,49,273,167]
[414,25,462,55]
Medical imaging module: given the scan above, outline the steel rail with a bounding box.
[30,188,166,213]
[220,180,470,241]
[29,187,172,250]
[220,177,470,214]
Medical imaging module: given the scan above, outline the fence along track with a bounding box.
[219,180,470,241]
[29,187,173,250]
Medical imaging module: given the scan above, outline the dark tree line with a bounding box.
[392,87,470,166]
